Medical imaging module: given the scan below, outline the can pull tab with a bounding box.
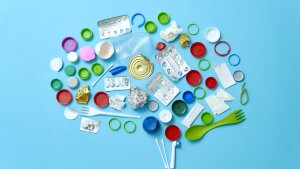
[109,66,127,75]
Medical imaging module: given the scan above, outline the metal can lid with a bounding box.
[144,21,157,33]
[64,65,76,76]
[147,100,159,112]
[67,52,78,63]
[143,116,160,134]
[81,28,93,40]
[51,79,63,91]
[62,37,77,52]
[78,67,91,80]
[159,110,172,123]
[165,125,181,141]
[205,27,221,43]
[56,89,72,105]
[158,12,170,24]
[172,100,187,115]
[233,70,245,82]
[91,63,103,75]
[190,42,206,58]
[186,70,202,86]
[94,92,109,107]
[182,91,194,103]
[50,57,63,72]
[205,77,217,89]
[67,76,79,89]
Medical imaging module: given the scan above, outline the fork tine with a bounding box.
[234,110,243,116]
[235,112,244,118]
[238,117,246,122]
[237,115,246,121]
[80,106,89,109]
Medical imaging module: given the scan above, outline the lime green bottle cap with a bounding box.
[158,12,170,24]
[91,63,103,75]
[51,79,63,91]
[201,112,213,125]
[144,21,157,33]
[78,67,91,80]
[81,28,93,41]
[64,65,76,76]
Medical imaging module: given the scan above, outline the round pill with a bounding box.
[147,100,159,112]
[50,57,63,72]
[64,65,76,76]
[67,52,78,63]
[67,77,79,89]
[159,110,173,123]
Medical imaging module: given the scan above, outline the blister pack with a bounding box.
[97,15,131,39]
[104,76,130,91]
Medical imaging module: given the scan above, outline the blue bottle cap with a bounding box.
[143,116,160,134]
[182,91,194,103]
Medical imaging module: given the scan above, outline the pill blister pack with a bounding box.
[97,15,131,39]
[155,45,190,81]
[147,72,180,106]
[104,76,130,91]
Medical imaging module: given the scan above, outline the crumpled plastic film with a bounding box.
[127,87,147,109]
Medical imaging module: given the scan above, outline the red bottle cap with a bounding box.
[156,42,166,50]
[186,70,202,86]
[205,77,217,89]
[94,92,109,107]
[56,89,72,105]
[165,125,181,141]
[190,42,206,58]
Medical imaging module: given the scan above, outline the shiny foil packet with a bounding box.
[76,85,90,104]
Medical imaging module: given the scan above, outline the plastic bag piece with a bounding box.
[113,32,154,62]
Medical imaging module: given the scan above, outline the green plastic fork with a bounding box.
[185,109,246,141]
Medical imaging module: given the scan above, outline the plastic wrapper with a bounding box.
[76,85,90,104]
[127,87,147,109]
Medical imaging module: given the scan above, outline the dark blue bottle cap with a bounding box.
[143,116,160,134]
[109,66,127,75]
[182,91,194,103]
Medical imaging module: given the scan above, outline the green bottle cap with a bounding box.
[78,67,91,80]
[172,100,187,115]
[81,28,93,41]
[158,12,170,24]
[64,65,76,76]
[91,63,103,75]
[201,112,213,125]
[144,21,157,33]
[51,79,63,91]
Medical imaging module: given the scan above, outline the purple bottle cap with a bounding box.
[62,37,78,52]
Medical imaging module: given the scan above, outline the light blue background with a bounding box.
[0,0,299,169]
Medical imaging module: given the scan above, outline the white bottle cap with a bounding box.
[50,57,63,72]
[67,52,78,63]
[67,76,79,88]
[159,110,173,123]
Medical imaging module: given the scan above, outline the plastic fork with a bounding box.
[185,109,246,141]
[78,106,141,119]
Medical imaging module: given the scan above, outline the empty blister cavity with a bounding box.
[155,45,190,81]
[147,72,180,106]
[97,15,131,39]
[104,76,130,91]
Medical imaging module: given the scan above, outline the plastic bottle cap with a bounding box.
[172,100,187,115]
[182,91,194,103]
[233,70,245,82]
[205,27,221,43]
[201,112,213,125]
[64,65,76,76]
[158,12,170,24]
[56,89,72,105]
[165,125,181,141]
[78,67,91,80]
[91,63,103,75]
[67,77,79,89]
[81,28,93,40]
[190,42,206,58]
[147,100,159,112]
[50,57,63,72]
[67,52,78,63]
[64,107,78,120]
[95,42,114,59]
[156,42,166,50]
[159,110,173,123]
[62,37,77,52]
[79,46,96,61]
[143,116,160,134]
[51,79,63,91]
[144,21,157,33]
[94,92,109,107]
[205,77,217,89]
[186,70,202,86]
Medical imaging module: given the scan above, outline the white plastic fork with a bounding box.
[78,106,141,119]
